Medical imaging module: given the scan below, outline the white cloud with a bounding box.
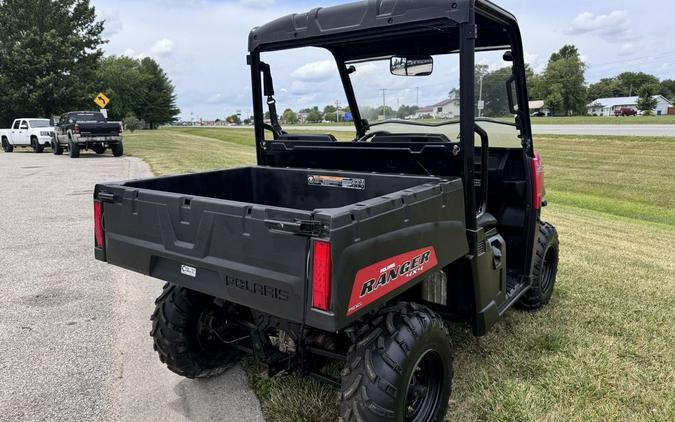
[566,11,633,42]
[100,10,123,38]
[291,60,336,82]
[150,38,175,57]
[240,0,276,7]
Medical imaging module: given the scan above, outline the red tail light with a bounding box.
[531,152,545,209]
[312,240,332,311]
[74,124,80,135]
[94,201,104,249]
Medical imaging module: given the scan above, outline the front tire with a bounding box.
[111,141,124,157]
[519,222,559,310]
[52,136,63,155]
[151,284,242,379]
[31,136,44,153]
[340,303,453,422]
[1,137,13,153]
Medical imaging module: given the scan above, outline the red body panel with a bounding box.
[531,152,545,209]
[347,247,438,316]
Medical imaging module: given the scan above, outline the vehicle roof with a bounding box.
[16,118,49,120]
[249,0,518,58]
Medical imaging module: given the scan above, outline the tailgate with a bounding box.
[95,184,312,323]
[80,123,120,136]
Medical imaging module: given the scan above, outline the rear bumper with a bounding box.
[75,135,122,144]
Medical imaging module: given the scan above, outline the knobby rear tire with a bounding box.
[340,302,453,422]
[150,283,242,379]
[518,222,559,310]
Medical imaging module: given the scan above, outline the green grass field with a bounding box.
[124,128,675,421]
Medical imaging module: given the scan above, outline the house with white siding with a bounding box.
[587,95,673,116]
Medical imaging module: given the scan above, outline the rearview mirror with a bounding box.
[390,56,433,77]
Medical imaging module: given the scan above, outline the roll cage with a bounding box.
[247,0,534,235]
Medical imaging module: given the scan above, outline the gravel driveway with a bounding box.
[0,151,264,421]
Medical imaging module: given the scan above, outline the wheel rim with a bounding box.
[405,350,444,422]
[541,247,556,293]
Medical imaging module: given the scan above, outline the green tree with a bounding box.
[138,57,180,129]
[306,108,323,123]
[475,66,514,117]
[539,45,587,115]
[95,56,149,121]
[588,72,660,101]
[0,0,104,126]
[323,105,336,115]
[226,114,241,124]
[660,79,675,102]
[616,72,659,96]
[122,114,144,132]
[397,105,419,119]
[636,84,659,115]
[587,78,625,101]
[282,108,298,124]
[324,112,337,122]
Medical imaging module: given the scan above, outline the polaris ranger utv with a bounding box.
[94,1,559,420]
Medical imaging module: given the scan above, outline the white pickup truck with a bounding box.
[1,118,55,153]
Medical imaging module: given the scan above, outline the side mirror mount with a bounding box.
[390,56,433,77]
[20,124,29,130]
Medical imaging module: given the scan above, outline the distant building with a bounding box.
[587,95,673,116]
[414,96,460,119]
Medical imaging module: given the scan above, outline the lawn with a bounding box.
[124,128,675,421]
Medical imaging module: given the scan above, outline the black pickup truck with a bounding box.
[94,1,560,421]
[53,111,123,158]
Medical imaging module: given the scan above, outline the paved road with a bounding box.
[532,124,675,137]
[216,124,675,137]
[0,152,264,422]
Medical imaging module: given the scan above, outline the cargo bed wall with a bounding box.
[123,167,440,212]
[100,187,314,323]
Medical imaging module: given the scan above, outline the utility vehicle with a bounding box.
[94,1,559,420]
[52,111,123,158]
[1,118,55,153]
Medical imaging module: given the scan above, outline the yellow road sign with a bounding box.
[94,92,110,109]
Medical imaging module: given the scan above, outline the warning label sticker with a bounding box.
[307,175,366,190]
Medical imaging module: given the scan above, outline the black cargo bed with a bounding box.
[96,167,468,331]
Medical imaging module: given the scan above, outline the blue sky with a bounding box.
[91,0,675,120]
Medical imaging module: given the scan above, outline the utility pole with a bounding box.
[380,88,387,120]
[629,84,633,97]
[478,75,485,117]
[336,100,341,122]
[416,87,420,107]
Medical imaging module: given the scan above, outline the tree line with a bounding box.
[498,45,672,116]
[0,0,180,129]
